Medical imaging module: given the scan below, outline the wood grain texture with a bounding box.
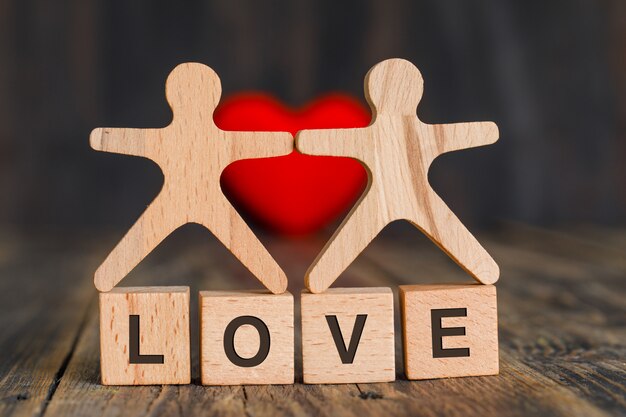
[0,238,97,417]
[91,62,292,294]
[296,58,499,293]
[199,290,294,385]
[1,225,624,417]
[99,286,191,385]
[301,287,395,384]
[400,284,499,379]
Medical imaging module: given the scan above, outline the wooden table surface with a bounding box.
[0,224,624,417]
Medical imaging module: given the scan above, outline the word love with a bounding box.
[99,284,499,385]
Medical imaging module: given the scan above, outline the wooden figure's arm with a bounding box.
[295,128,365,159]
[226,131,293,160]
[429,121,499,155]
[90,128,162,159]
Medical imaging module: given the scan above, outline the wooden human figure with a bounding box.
[296,58,500,293]
[91,63,291,294]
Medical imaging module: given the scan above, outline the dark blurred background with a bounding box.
[0,0,624,236]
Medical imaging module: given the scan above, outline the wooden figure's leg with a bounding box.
[95,195,180,292]
[100,286,190,385]
[410,191,499,285]
[400,283,498,379]
[199,290,294,385]
[206,197,288,294]
[301,288,395,384]
[305,195,384,293]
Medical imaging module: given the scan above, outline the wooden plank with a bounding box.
[493,223,626,272]
[1,226,624,416]
[0,238,99,417]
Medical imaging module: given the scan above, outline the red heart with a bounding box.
[215,93,370,236]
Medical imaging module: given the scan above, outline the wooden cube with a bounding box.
[400,284,498,379]
[301,287,395,384]
[99,286,191,385]
[199,290,294,385]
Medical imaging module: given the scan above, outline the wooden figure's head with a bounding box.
[165,62,222,121]
[365,58,424,116]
